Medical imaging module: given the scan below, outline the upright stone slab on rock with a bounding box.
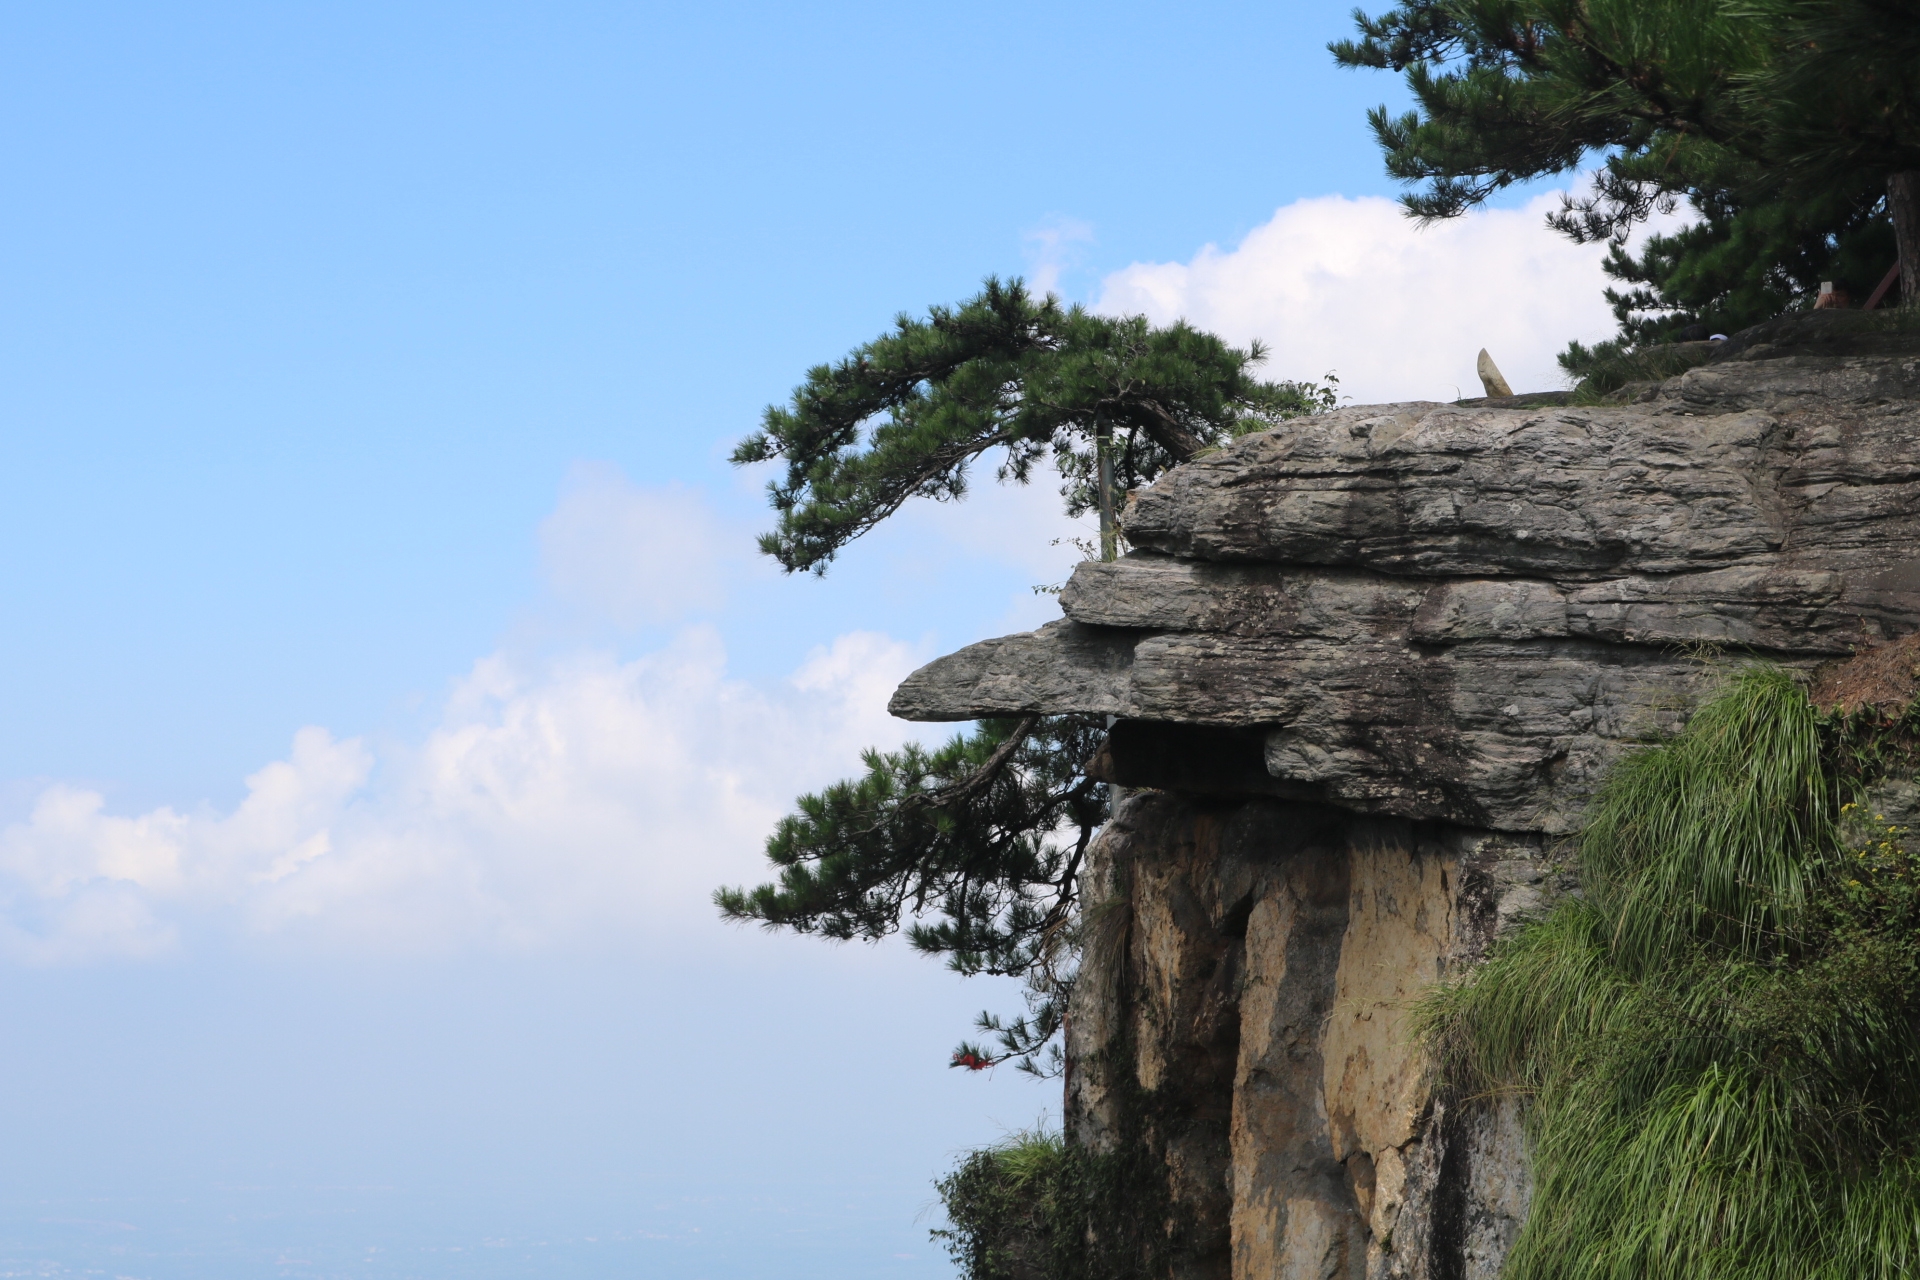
[896,322,1920,1279]
[1475,350,1513,399]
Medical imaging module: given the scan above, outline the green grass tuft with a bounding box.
[934,1101,1172,1280]
[1420,667,1920,1279]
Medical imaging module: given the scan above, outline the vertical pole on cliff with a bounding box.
[1096,416,1125,823]
[1096,417,1117,563]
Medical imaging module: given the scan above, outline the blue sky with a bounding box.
[0,4,1635,1277]
[0,0,1411,807]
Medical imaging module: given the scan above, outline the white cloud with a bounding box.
[236,627,925,952]
[1096,188,1670,404]
[539,464,738,629]
[0,451,1108,964]
[0,555,931,962]
[1023,215,1096,296]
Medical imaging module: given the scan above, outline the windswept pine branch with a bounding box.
[715,715,1109,980]
[731,278,1334,574]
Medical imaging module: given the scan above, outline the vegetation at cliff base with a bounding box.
[933,1124,1169,1280]
[933,1130,1083,1280]
[1421,668,1920,1279]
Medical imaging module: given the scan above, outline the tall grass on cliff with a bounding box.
[1422,667,1920,1280]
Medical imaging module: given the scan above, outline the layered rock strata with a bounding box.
[892,320,1920,1280]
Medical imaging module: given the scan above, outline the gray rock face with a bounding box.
[900,328,1920,1280]
[892,348,1920,833]
[1124,357,1920,584]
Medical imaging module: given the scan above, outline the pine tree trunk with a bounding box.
[1892,172,1920,308]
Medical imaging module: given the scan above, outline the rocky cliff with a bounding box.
[893,313,1920,1280]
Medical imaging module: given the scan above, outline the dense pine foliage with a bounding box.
[1333,0,1920,364]
[715,714,1108,1075]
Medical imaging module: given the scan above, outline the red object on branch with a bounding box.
[951,1051,993,1071]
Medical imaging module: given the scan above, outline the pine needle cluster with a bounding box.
[1332,0,1920,357]
[1420,668,1920,1278]
[715,714,1108,1073]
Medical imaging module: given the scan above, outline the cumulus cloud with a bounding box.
[539,464,738,629]
[1096,188,1667,404]
[0,483,933,963]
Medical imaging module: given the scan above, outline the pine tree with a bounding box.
[1331,0,1920,364]
[721,281,1332,1072]
[731,278,1332,575]
[1747,0,1920,298]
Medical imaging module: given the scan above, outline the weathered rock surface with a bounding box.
[1067,791,1556,1280]
[1123,356,1920,582]
[906,323,1920,1279]
[893,342,1920,832]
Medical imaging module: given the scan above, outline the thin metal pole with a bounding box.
[1096,418,1125,817]
[1096,419,1117,563]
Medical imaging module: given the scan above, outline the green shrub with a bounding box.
[933,1129,1080,1280]
[933,1118,1169,1280]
